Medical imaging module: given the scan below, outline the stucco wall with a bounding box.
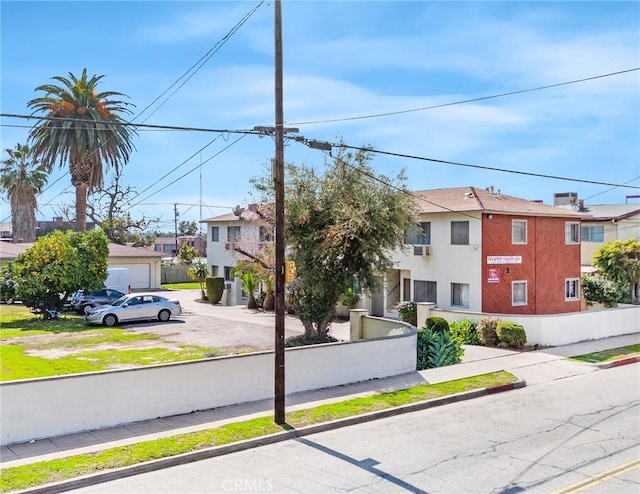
[0,332,416,445]
[417,302,639,347]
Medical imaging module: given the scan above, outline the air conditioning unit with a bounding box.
[225,243,231,250]
[423,245,431,256]
[413,245,423,256]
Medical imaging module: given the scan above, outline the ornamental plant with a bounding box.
[496,321,526,349]
[397,301,417,326]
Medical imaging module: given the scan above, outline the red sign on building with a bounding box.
[487,267,501,283]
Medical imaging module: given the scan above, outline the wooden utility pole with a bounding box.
[273,0,286,425]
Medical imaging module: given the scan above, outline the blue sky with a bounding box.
[1,0,639,232]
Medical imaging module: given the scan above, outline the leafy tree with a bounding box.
[27,68,136,231]
[178,220,198,236]
[188,261,209,300]
[581,273,624,308]
[231,261,260,309]
[0,143,48,242]
[253,146,417,340]
[177,242,198,265]
[592,239,640,303]
[12,229,109,309]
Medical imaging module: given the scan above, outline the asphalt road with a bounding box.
[69,364,640,493]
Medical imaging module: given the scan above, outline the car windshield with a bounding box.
[111,296,129,307]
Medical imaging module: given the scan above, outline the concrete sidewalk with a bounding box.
[1,333,638,471]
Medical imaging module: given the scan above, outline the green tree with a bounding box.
[592,239,640,303]
[177,242,198,265]
[27,69,136,231]
[12,229,109,309]
[178,220,198,236]
[254,146,417,340]
[188,261,209,300]
[231,261,260,309]
[0,143,48,242]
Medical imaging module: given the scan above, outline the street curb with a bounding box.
[593,355,640,369]
[15,377,526,494]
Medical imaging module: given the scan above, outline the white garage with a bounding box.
[108,244,162,290]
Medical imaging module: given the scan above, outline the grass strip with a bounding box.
[569,343,640,363]
[0,371,516,492]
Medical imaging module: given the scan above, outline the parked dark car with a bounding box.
[71,288,125,314]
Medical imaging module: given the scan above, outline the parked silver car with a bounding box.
[85,293,182,327]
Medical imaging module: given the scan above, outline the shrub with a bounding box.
[581,273,623,308]
[416,327,463,370]
[425,316,449,333]
[205,276,225,304]
[397,301,417,326]
[339,286,360,309]
[477,317,500,347]
[449,319,481,345]
[496,321,526,349]
[285,333,338,347]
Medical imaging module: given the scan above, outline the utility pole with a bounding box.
[173,203,179,256]
[273,0,286,425]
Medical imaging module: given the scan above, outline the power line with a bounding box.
[290,67,640,126]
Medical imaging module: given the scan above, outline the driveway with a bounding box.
[124,289,350,352]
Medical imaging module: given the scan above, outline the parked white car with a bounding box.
[85,293,182,327]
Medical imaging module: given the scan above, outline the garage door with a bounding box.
[125,264,151,289]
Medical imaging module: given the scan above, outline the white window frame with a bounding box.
[512,280,527,306]
[512,219,527,244]
[565,278,580,301]
[451,283,469,308]
[565,222,580,244]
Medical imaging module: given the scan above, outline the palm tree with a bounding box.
[0,143,48,242]
[231,261,260,309]
[188,261,210,301]
[27,69,136,231]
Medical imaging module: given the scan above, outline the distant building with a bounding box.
[153,236,207,257]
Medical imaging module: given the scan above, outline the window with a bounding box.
[451,221,469,245]
[224,266,233,281]
[512,281,527,306]
[565,278,580,301]
[259,226,273,242]
[211,265,219,277]
[211,227,219,242]
[565,222,580,244]
[451,283,469,308]
[227,226,241,243]
[581,225,604,242]
[512,220,527,244]
[406,222,431,245]
[414,280,437,303]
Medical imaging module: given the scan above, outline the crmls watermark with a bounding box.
[221,478,274,492]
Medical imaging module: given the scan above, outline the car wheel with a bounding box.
[103,314,118,327]
[6,298,14,305]
[82,305,93,315]
[158,309,171,322]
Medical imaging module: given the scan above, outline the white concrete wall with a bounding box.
[418,303,640,347]
[0,333,416,445]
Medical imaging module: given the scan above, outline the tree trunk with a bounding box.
[75,182,88,231]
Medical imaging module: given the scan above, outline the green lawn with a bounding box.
[569,343,640,363]
[0,304,215,381]
[161,282,201,290]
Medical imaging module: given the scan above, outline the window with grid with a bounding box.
[224,266,233,281]
[565,278,580,301]
[227,226,241,243]
[512,281,527,306]
[451,221,469,245]
[565,222,580,244]
[211,227,219,242]
[406,222,431,245]
[259,226,273,242]
[512,220,527,244]
[414,280,437,303]
[451,283,469,308]
[581,225,604,242]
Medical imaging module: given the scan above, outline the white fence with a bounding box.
[0,330,416,446]
[417,303,640,347]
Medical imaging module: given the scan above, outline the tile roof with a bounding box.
[412,187,589,218]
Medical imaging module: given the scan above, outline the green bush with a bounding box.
[425,316,449,333]
[477,317,500,347]
[496,321,526,349]
[581,273,623,308]
[416,327,463,370]
[205,276,225,304]
[449,319,481,345]
[397,301,417,326]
